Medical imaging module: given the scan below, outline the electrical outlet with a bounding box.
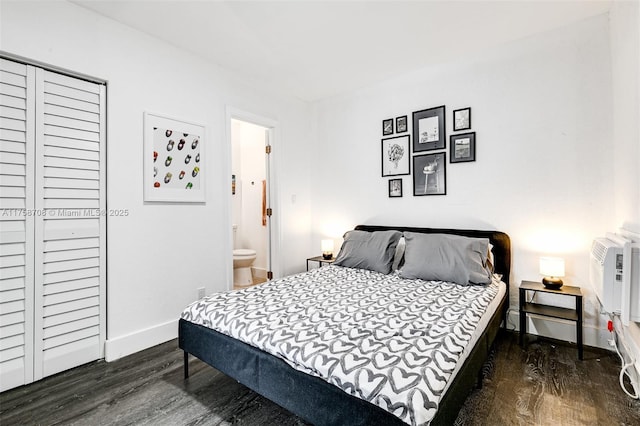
[198,287,205,299]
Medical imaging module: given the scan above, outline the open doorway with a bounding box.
[230,117,273,289]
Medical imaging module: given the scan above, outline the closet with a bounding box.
[0,57,106,391]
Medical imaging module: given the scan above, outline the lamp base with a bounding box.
[542,277,563,289]
[322,253,333,260]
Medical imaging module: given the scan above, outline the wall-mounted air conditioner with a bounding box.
[590,232,640,324]
[590,234,624,314]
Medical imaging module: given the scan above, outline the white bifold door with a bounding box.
[0,58,106,391]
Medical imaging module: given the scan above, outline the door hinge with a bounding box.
[265,145,272,154]
[266,207,273,216]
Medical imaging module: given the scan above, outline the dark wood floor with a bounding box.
[2,331,639,425]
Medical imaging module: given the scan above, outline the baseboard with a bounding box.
[507,310,611,350]
[104,319,177,362]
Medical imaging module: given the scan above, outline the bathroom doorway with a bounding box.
[230,117,273,288]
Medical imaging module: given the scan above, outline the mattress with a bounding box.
[181,265,505,425]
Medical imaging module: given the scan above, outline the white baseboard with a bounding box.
[104,319,177,362]
[101,311,634,374]
[507,310,612,350]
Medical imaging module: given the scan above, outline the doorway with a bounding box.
[229,114,276,289]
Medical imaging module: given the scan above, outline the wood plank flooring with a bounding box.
[457,332,640,425]
[1,331,639,425]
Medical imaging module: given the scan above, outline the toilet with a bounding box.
[232,225,256,286]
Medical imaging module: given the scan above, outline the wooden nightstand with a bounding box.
[306,256,335,271]
[519,280,583,360]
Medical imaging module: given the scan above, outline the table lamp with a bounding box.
[321,239,334,260]
[540,256,565,289]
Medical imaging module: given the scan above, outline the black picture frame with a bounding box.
[381,135,410,177]
[453,107,471,131]
[388,179,403,198]
[412,105,446,152]
[382,118,393,136]
[413,152,446,196]
[395,116,408,133]
[450,132,476,163]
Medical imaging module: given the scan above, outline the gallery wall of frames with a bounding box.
[381,105,475,198]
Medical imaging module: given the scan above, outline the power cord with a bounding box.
[505,291,536,332]
[608,318,639,399]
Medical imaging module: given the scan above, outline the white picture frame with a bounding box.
[143,112,206,203]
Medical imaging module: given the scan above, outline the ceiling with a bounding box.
[73,0,612,102]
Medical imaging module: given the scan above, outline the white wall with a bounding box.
[311,14,616,347]
[2,0,634,363]
[0,1,313,359]
[610,0,640,375]
[611,0,640,234]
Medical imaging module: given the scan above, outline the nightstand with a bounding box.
[519,280,583,360]
[306,256,335,271]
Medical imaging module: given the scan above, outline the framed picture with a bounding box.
[413,152,446,196]
[381,135,410,177]
[412,105,446,152]
[388,179,403,198]
[453,107,471,131]
[144,112,206,203]
[450,132,476,163]
[395,115,408,133]
[382,118,393,136]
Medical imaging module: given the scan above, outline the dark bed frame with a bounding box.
[179,225,511,425]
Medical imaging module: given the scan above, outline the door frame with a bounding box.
[225,107,280,290]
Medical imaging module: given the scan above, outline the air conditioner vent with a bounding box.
[592,240,608,265]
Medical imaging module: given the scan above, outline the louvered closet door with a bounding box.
[0,59,35,391]
[33,69,106,380]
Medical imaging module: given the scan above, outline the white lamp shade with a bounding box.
[321,239,334,254]
[539,257,565,277]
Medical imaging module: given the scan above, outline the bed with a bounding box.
[179,225,511,425]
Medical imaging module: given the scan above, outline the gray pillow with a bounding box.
[333,230,402,274]
[398,232,492,285]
